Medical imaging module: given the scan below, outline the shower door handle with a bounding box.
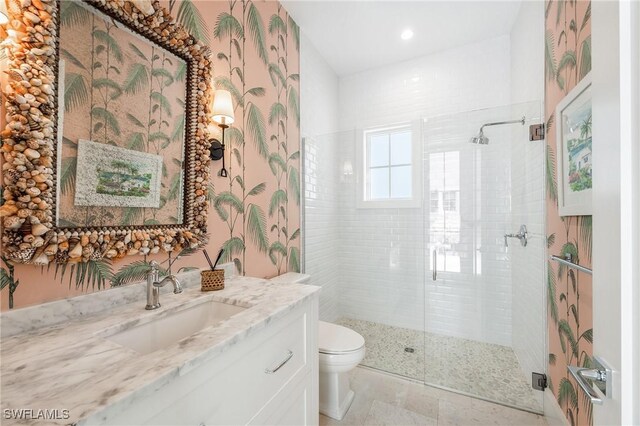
[567,356,612,405]
[432,249,437,281]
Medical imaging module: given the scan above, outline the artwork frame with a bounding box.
[555,73,592,217]
[74,140,163,208]
[1,0,213,264]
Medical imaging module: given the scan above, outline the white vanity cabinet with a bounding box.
[95,297,319,426]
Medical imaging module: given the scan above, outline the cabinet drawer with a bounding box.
[142,306,310,425]
[244,308,309,417]
[248,371,316,426]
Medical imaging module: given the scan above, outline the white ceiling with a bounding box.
[281,1,523,76]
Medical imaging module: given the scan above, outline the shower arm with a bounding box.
[479,116,525,133]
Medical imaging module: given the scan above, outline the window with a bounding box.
[443,190,459,212]
[429,151,461,273]
[430,191,439,212]
[358,123,421,208]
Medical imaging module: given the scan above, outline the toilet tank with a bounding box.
[269,272,311,284]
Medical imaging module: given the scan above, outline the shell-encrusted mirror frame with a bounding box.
[1,0,212,264]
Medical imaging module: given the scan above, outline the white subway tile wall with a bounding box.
[303,134,341,322]
[300,34,340,138]
[300,35,341,322]
[334,36,516,343]
[338,36,512,130]
[509,0,546,388]
[509,118,546,385]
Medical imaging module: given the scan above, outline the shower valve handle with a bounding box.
[504,225,528,248]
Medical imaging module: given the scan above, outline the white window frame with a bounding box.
[356,121,422,209]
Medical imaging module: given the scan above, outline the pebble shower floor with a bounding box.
[336,318,542,413]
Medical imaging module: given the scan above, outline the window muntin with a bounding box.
[429,151,461,273]
[430,190,439,212]
[443,190,459,212]
[365,127,413,201]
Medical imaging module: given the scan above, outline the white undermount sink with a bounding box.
[106,300,246,354]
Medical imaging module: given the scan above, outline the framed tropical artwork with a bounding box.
[74,140,163,209]
[556,73,592,216]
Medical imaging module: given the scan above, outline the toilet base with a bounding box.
[319,369,355,420]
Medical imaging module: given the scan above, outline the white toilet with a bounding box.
[269,273,366,421]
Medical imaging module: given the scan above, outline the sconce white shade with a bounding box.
[0,11,9,25]
[212,90,235,125]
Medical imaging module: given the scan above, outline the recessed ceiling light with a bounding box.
[401,29,414,41]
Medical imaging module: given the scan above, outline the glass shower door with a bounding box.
[327,129,426,383]
[422,102,545,413]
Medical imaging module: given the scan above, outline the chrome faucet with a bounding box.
[145,261,183,310]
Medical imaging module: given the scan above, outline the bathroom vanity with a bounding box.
[0,271,319,425]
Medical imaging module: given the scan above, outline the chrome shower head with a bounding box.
[469,116,526,145]
[470,131,489,145]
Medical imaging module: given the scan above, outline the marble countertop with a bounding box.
[0,271,319,425]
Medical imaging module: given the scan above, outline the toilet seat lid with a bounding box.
[319,321,365,354]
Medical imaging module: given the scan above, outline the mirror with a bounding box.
[1,0,212,264]
[57,1,186,227]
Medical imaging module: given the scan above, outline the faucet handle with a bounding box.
[149,260,160,271]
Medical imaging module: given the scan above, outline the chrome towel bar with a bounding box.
[550,254,592,275]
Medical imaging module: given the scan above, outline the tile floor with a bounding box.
[320,367,548,426]
[336,318,542,412]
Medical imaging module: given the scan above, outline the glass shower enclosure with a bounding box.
[303,101,546,413]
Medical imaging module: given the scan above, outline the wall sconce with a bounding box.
[209,90,235,178]
[341,160,354,182]
[343,160,354,176]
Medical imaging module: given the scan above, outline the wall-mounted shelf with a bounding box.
[550,255,592,275]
